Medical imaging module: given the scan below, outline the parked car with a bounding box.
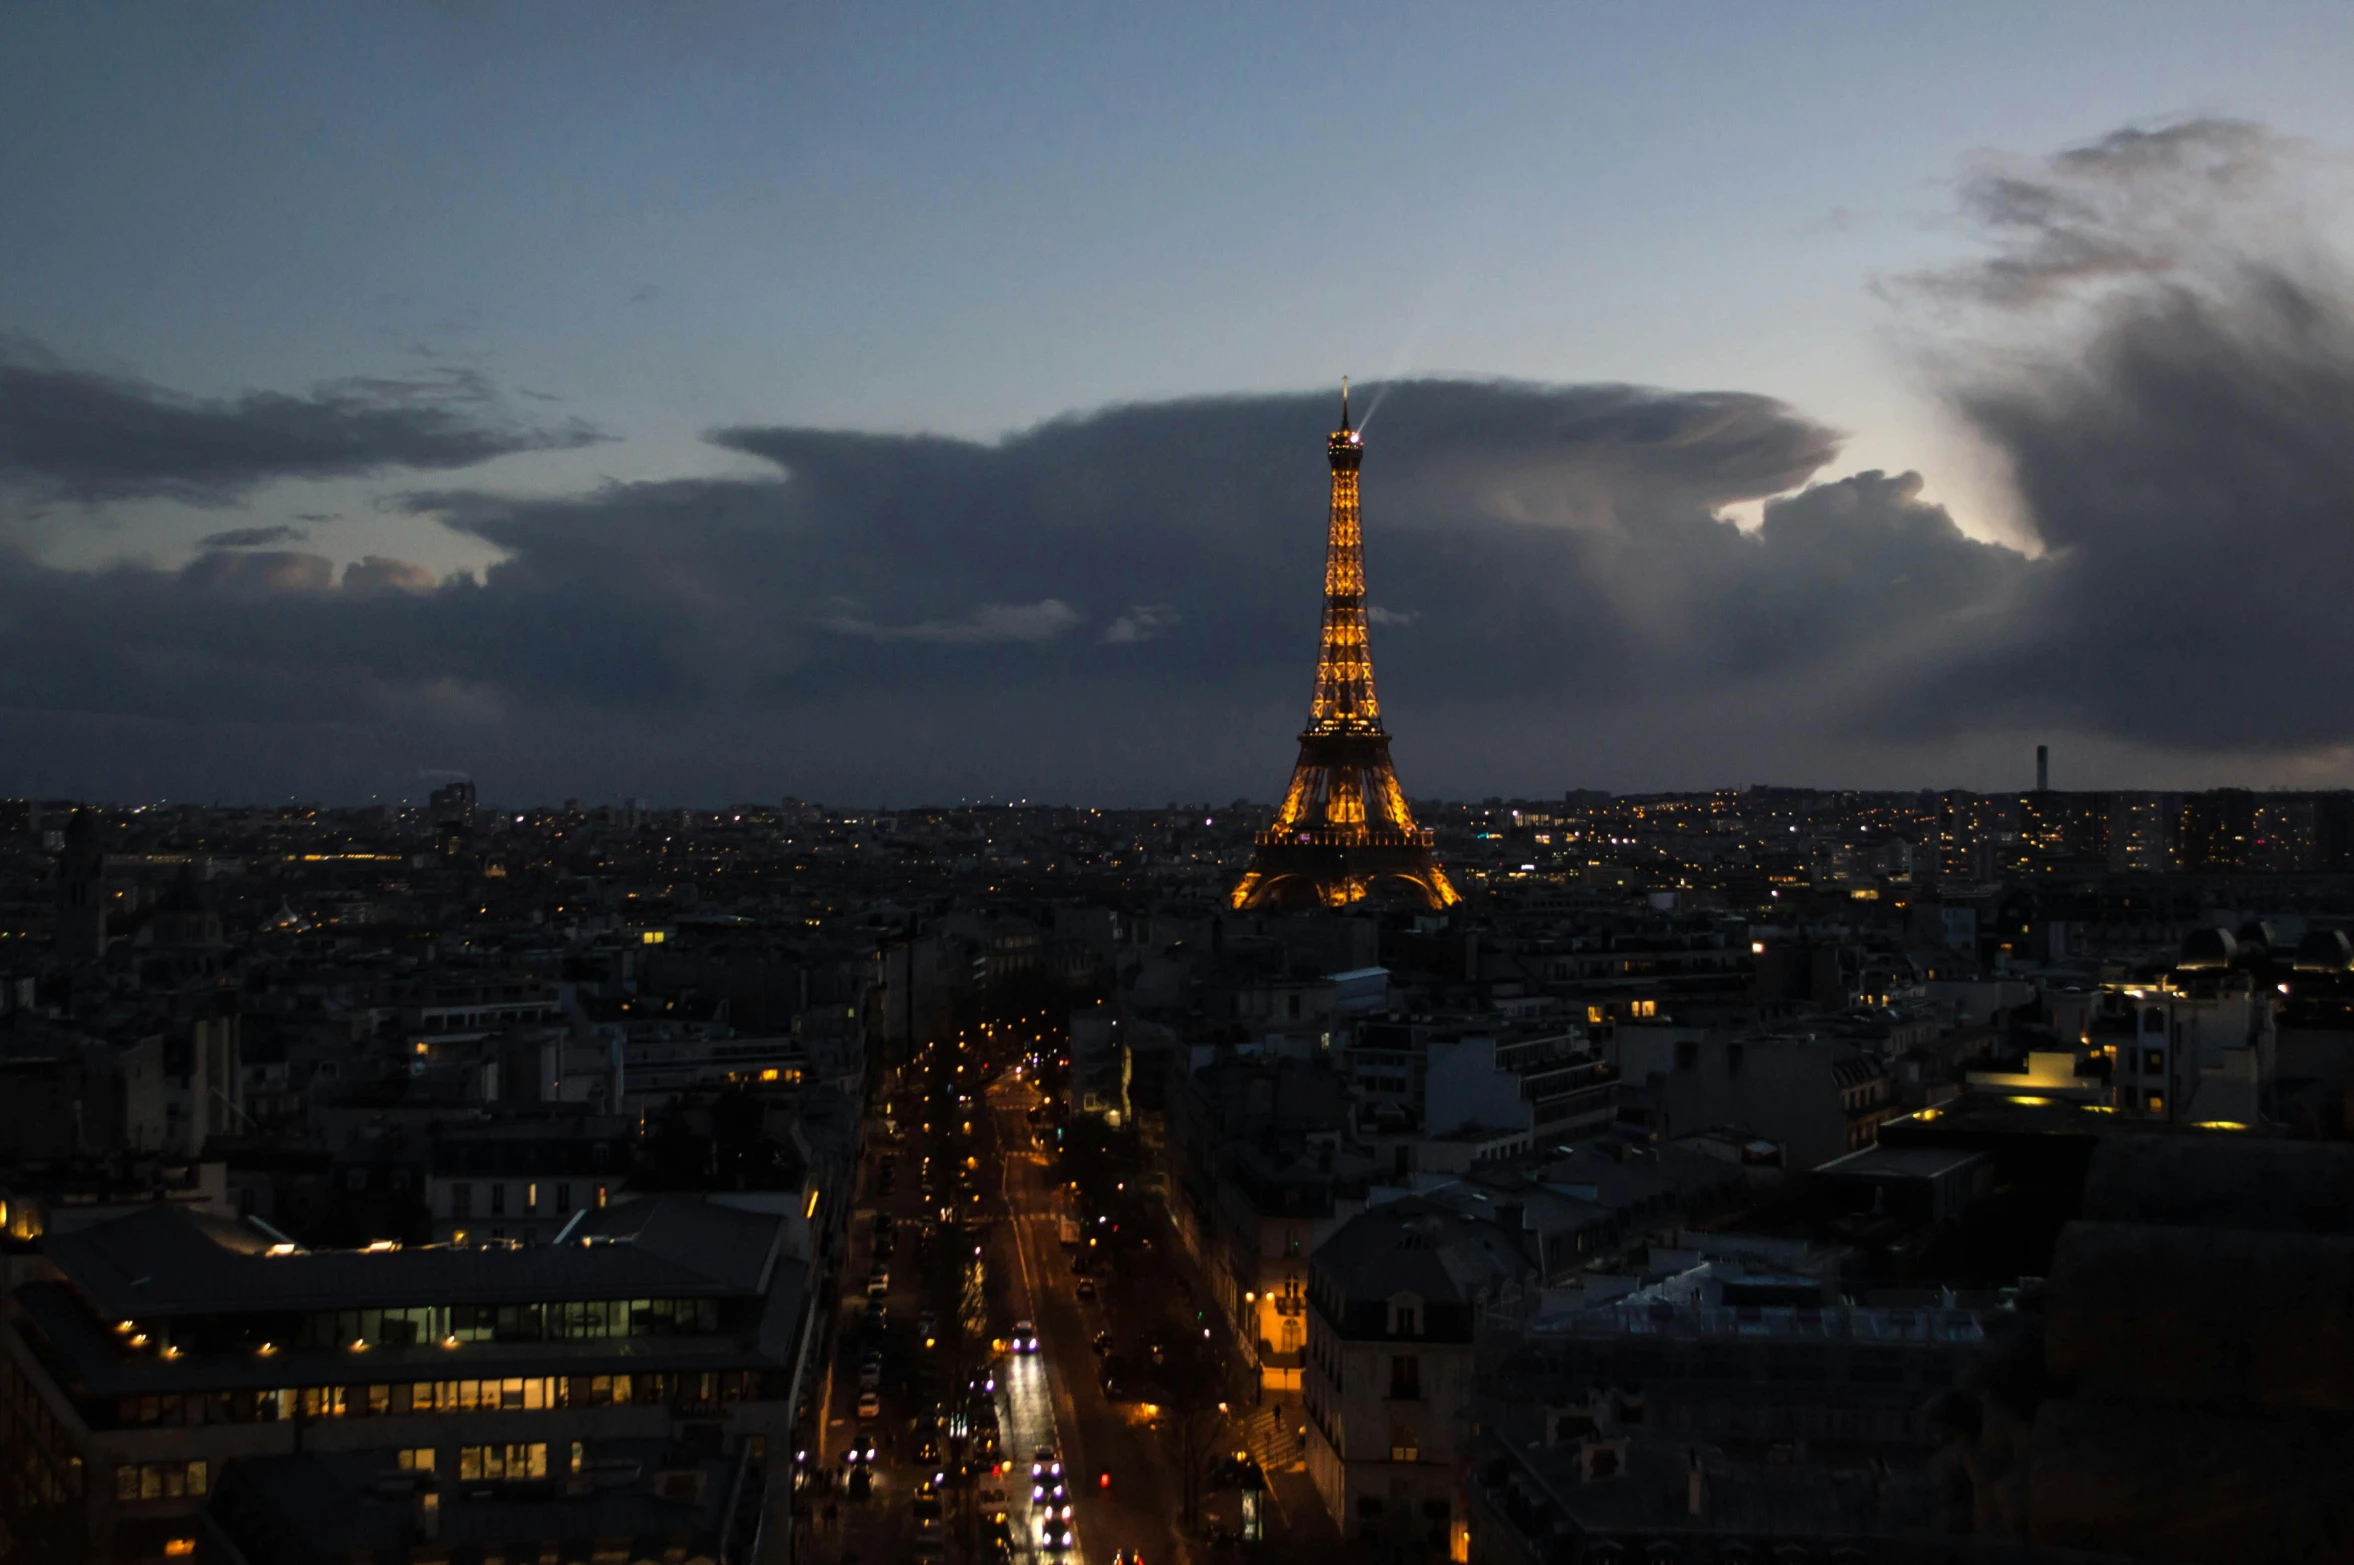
[856,1389,881,1420]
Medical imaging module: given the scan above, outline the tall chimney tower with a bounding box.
[2036,744,2049,792]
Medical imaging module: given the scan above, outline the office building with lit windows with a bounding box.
[0,1194,813,1563]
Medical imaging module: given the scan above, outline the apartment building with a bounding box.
[1302,1198,1534,1548]
[0,1194,812,1563]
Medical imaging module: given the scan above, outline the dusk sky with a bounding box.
[7,3,2354,805]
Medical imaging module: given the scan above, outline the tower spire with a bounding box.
[1341,376,1351,432]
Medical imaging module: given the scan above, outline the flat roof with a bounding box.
[1814,1144,1990,1181]
[40,1196,784,1319]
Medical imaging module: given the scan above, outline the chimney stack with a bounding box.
[2036,744,2049,792]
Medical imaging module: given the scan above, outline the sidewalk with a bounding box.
[1141,1198,1344,1561]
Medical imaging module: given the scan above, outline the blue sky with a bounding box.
[5,4,2354,801]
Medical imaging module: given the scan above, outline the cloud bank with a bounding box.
[3,118,2352,803]
[0,345,603,506]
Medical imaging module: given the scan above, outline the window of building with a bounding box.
[115,1461,207,1500]
[1389,1355,1421,1400]
[1388,1296,1421,1337]
[459,1443,548,1482]
[490,1183,506,1217]
[2147,1091,2165,1112]
[397,1448,435,1472]
[1390,1421,1419,1462]
[555,1182,572,1215]
[450,1182,471,1218]
[2144,1048,2165,1075]
[411,1378,557,1413]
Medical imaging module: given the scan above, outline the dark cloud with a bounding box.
[0,341,605,506]
[176,549,336,595]
[198,524,309,549]
[1886,118,2354,753]
[341,555,440,596]
[1910,272,2354,750]
[1903,118,2285,309]
[6,379,1992,801]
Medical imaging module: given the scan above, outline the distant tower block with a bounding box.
[1230,382,1460,912]
[2037,744,2050,792]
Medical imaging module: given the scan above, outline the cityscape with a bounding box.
[8,6,2354,1565]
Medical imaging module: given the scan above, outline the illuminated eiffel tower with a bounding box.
[1231,381,1460,912]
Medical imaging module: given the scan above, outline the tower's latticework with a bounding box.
[1231,383,1461,912]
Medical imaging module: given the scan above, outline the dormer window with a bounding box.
[1388,1293,1422,1337]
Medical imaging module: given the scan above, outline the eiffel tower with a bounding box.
[1231,382,1460,912]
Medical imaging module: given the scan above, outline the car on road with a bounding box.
[855,1389,881,1420]
[1090,1330,1112,1356]
[1075,1278,1096,1300]
[1010,1319,1040,1353]
[858,1356,883,1390]
[1040,1516,1072,1551]
[1031,1446,1062,1480]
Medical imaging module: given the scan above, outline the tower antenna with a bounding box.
[1341,376,1351,431]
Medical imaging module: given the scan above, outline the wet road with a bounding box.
[805,1069,1192,1565]
[984,1078,1190,1565]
